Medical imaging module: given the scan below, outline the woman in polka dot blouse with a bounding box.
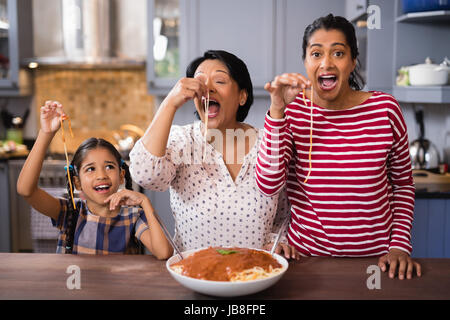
[129,50,298,259]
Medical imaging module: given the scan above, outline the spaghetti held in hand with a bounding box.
[170,247,283,282]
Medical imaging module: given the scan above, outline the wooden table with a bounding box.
[1,253,449,300]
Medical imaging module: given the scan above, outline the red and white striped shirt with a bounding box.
[255,91,415,257]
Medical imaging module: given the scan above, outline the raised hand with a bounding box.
[163,77,208,111]
[265,73,311,119]
[40,101,65,134]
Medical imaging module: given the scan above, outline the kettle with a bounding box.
[113,124,145,160]
[410,110,440,172]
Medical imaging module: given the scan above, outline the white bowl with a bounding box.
[166,247,289,297]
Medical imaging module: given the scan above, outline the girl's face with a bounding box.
[304,28,356,107]
[193,59,247,130]
[74,147,124,206]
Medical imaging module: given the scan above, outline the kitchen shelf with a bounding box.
[396,10,450,23]
[393,85,450,103]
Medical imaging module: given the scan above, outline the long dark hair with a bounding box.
[64,137,133,254]
[302,13,365,90]
[186,50,254,122]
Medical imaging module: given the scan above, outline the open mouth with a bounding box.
[93,184,111,193]
[318,74,338,91]
[204,98,220,118]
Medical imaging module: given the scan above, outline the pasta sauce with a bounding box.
[170,247,283,282]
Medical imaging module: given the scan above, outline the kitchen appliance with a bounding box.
[8,159,67,252]
[410,110,440,171]
[408,57,449,86]
[62,0,111,63]
[113,124,144,160]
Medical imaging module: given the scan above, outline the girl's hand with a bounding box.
[263,242,300,260]
[163,77,208,111]
[40,101,65,134]
[264,73,311,119]
[104,189,149,211]
[378,248,422,280]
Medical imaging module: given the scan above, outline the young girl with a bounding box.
[17,101,173,258]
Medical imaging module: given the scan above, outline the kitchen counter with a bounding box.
[0,149,29,160]
[415,188,450,199]
[0,253,449,300]
[414,170,450,199]
[415,183,450,198]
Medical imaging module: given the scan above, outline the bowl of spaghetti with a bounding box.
[166,246,288,297]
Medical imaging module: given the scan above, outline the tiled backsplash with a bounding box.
[34,66,154,154]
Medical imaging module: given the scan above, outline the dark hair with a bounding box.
[186,50,254,122]
[302,13,365,90]
[64,137,133,254]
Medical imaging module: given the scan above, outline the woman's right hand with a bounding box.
[162,77,208,111]
[264,73,311,119]
[40,100,65,134]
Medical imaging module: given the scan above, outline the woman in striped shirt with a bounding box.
[256,14,421,279]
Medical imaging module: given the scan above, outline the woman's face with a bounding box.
[304,29,356,106]
[74,147,124,206]
[193,59,247,130]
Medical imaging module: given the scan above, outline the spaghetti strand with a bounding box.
[303,87,313,183]
[203,91,209,162]
[60,116,76,208]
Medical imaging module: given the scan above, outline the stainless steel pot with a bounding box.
[113,124,144,160]
[410,110,440,171]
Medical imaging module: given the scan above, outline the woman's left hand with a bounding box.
[378,248,422,280]
[104,189,149,210]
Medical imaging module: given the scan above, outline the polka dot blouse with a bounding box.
[129,121,289,251]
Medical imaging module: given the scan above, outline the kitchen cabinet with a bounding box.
[0,0,33,97]
[365,0,396,93]
[147,0,449,104]
[184,0,276,92]
[147,0,277,96]
[147,0,181,94]
[346,0,367,22]
[364,0,450,103]
[391,1,450,103]
[274,0,344,76]
[411,198,450,258]
[147,0,345,96]
[0,161,10,252]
